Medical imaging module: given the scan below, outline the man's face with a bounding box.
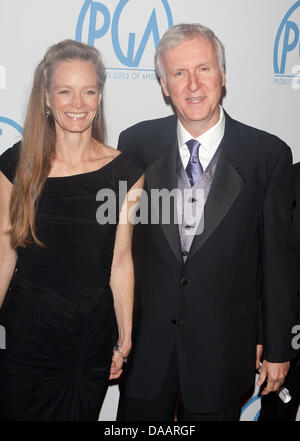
[160,37,225,138]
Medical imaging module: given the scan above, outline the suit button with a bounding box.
[180,278,188,286]
[182,251,188,257]
[179,320,183,326]
[171,319,177,325]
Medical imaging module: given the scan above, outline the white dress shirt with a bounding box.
[177,106,225,172]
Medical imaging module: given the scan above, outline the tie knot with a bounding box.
[186,139,200,156]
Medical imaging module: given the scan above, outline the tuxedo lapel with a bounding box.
[187,113,246,261]
[146,138,183,263]
[144,112,246,263]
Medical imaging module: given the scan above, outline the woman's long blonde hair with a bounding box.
[10,39,106,248]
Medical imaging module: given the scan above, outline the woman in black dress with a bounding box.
[0,40,144,420]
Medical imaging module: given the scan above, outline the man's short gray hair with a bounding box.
[155,23,226,80]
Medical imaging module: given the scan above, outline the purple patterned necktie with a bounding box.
[185,139,203,187]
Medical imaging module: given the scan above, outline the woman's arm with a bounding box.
[109,174,144,380]
[0,172,17,309]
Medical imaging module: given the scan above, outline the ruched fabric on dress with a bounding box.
[0,146,144,420]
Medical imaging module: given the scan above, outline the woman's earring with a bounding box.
[94,110,99,120]
[46,108,51,119]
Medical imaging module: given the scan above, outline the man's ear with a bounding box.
[160,77,170,97]
[221,71,226,88]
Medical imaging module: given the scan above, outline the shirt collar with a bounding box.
[177,106,225,152]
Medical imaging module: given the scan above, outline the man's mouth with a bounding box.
[186,97,206,104]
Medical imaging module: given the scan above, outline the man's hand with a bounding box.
[257,360,290,395]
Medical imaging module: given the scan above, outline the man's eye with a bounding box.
[59,90,69,94]
[86,90,96,95]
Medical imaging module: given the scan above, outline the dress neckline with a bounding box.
[47,151,123,181]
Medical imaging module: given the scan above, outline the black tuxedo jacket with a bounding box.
[292,163,300,367]
[118,111,298,413]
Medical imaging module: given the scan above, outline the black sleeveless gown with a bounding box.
[0,142,143,420]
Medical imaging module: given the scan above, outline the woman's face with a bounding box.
[46,59,101,135]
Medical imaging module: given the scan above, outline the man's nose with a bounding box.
[187,73,201,91]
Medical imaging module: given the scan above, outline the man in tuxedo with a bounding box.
[117,23,298,421]
[258,163,300,421]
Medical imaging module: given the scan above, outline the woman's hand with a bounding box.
[109,343,131,380]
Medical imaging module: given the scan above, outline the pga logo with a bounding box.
[0,117,23,148]
[0,66,23,147]
[240,394,261,422]
[273,0,300,86]
[76,0,173,69]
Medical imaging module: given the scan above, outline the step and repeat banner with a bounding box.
[0,0,299,421]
